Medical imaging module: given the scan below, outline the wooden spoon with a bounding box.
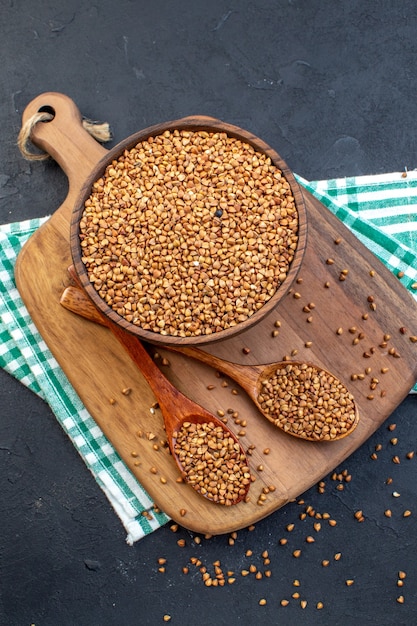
[60,284,360,442]
[61,280,250,505]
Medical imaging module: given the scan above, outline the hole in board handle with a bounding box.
[37,105,55,120]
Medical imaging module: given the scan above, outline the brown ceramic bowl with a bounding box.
[70,116,307,346]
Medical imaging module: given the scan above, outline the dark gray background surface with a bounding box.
[1,1,417,624]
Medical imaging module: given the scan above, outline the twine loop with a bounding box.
[17,110,112,161]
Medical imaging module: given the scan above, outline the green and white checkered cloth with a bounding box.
[1,171,417,543]
[296,171,417,294]
[0,218,170,544]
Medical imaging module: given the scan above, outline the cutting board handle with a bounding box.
[21,92,109,206]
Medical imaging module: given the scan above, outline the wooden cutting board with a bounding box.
[15,92,417,535]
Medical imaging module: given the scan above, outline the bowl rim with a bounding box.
[70,115,308,346]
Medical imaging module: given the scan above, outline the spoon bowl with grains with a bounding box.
[70,116,307,346]
[165,347,360,442]
[95,311,251,505]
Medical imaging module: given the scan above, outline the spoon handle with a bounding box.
[165,345,259,392]
[106,320,178,401]
[61,285,106,326]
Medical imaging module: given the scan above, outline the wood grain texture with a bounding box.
[14,93,417,534]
